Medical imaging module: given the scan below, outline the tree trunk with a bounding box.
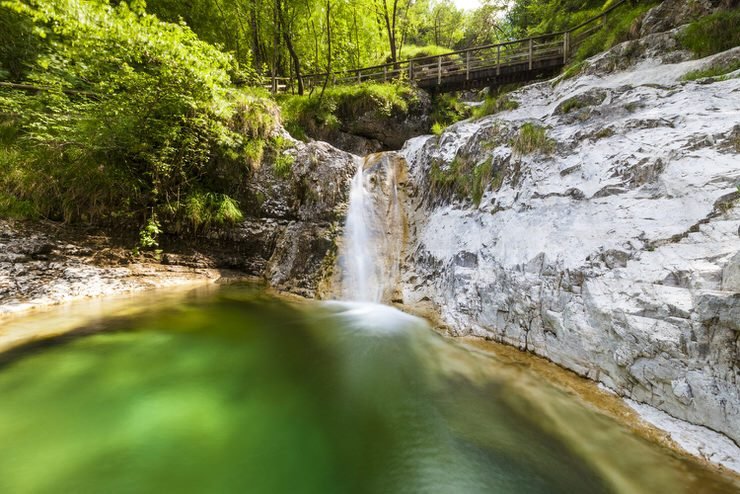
[318,0,332,104]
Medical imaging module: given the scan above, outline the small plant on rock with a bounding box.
[511,123,555,155]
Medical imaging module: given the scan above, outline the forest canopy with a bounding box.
[0,0,657,242]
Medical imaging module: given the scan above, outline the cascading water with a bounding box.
[340,153,406,303]
[343,163,377,302]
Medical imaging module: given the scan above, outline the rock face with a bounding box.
[0,139,358,312]
[398,39,740,444]
[305,88,432,155]
[0,221,223,315]
[210,139,358,297]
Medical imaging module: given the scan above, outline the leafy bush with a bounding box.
[511,123,555,155]
[279,81,417,140]
[0,0,276,242]
[679,9,740,57]
[399,44,454,60]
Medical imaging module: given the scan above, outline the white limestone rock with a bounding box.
[399,44,740,449]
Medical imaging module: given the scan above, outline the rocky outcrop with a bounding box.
[0,221,225,315]
[640,0,733,37]
[398,44,740,448]
[304,88,432,155]
[232,139,357,296]
[0,138,357,313]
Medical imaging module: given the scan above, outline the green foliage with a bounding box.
[399,44,454,60]
[573,2,657,63]
[430,156,501,206]
[279,81,417,140]
[508,0,605,37]
[678,9,740,57]
[184,191,244,231]
[431,93,471,131]
[473,95,520,119]
[561,61,585,80]
[511,123,555,155]
[0,0,277,233]
[682,60,740,81]
[273,153,296,178]
[139,215,162,249]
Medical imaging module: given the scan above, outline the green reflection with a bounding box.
[0,288,736,493]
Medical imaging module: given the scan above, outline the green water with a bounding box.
[0,287,737,493]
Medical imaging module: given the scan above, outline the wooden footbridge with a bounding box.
[270,0,629,94]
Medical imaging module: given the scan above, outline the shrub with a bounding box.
[678,9,740,57]
[511,123,555,155]
[574,2,657,62]
[0,0,275,239]
[431,93,471,130]
[279,81,417,140]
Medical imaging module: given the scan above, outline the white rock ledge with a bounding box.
[627,399,740,474]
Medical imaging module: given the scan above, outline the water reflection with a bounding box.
[0,287,736,493]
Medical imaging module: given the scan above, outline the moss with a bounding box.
[511,123,555,155]
[678,9,740,58]
[431,122,445,136]
[561,61,585,81]
[592,127,615,140]
[559,98,587,114]
[682,60,740,81]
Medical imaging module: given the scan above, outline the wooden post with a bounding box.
[384,65,387,81]
[437,57,442,85]
[497,45,500,75]
[563,32,570,63]
[409,61,414,80]
[466,51,470,80]
[528,38,533,70]
[357,70,361,83]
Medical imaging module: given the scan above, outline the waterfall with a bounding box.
[340,153,405,303]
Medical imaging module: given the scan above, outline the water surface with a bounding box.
[0,287,736,493]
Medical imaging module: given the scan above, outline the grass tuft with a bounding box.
[511,123,555,155]
[682,60,740,81]
[678,9,740,58]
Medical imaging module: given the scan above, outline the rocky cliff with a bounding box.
[396,28,740,454]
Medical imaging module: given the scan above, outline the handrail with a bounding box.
[277,0,629,93]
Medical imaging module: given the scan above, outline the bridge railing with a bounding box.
[273,0,628,94]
